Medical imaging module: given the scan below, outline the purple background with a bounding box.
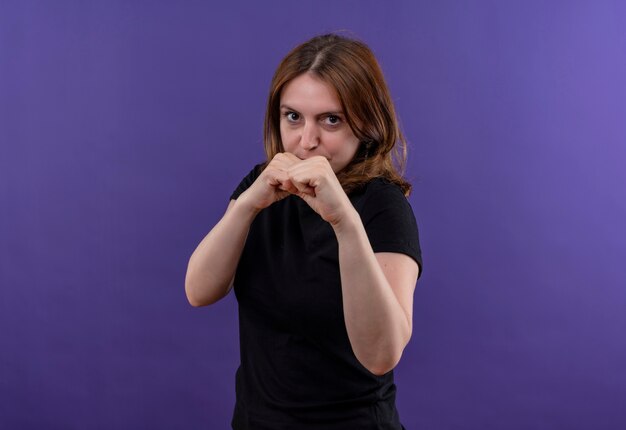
[1,1,625,429]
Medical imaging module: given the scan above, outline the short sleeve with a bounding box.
[359,180,423,279]
[230,163,264,201]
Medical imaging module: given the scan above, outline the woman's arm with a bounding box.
[333,211,420,376]
[184,197,258,306]
[281,156,420,375]
[185,153,300,307]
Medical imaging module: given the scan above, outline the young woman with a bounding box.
[186,33,423,430]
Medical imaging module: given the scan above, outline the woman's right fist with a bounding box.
[238,153,301,212]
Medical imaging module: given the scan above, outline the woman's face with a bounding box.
[279,73,360,173]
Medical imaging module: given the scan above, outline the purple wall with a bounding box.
[1,1,625,428]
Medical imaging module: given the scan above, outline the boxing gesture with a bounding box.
[239,153,354,226]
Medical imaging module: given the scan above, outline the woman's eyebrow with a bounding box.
[280,104,344,116]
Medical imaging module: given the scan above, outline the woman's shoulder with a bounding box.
[349,176,410,215]
[365,176,404,192]
[352,176,422,270]
[356,176,407,200]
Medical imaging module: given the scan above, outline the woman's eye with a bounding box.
[285,112,299,122]
[325,115,341,125]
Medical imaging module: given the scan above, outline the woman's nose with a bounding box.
[300,122,320,150]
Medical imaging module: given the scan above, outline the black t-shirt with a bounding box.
[229,164,422,430]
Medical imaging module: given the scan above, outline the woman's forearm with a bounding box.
[185,196,259,307]
[332,208,411,376]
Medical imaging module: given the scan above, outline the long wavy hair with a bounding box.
[263,33,412,196]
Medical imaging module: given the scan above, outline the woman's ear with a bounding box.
[359,140,373,162]
[360,139,374,149]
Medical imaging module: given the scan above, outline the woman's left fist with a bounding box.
[284,155,353,226]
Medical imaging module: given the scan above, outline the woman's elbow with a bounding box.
[184,276,231,307]
[186,292,207,307]
[185,282,208,307]
[362,344,406,376]
[365,354,403,376]
[184,270,213,307]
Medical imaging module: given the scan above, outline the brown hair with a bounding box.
[263,33,412,195]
